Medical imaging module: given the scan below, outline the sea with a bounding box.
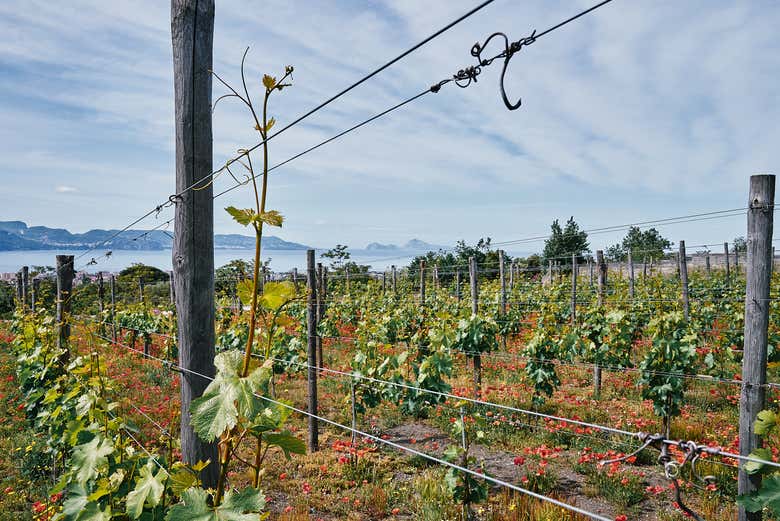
[0,248,423,275]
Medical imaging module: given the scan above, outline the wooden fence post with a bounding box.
[382,271,386,293]
[169,271,175,306]
[97,272,105,314]
[345,266,350,294]
[508,259,515,293]
[547,260,553,285]
[469,256,480,398]
[391,265,397,295]
[588,260,594,287]
[306,250,319,452]
[594,250,606,398]
[56,255,74,365]
[138,277,145,303]
[455,269,462,302]
[110,274,117,342]
[738,174,775,521]
[499,250,506,314]
[571,254,577,324]
[705,251,711,276]
[21,266,29,311]
[628,251,635,300]
[15,271,22,308]
[725,242,731,284]
[419,260,426,307]
[316,263,323,369]
[433,265,439,291]
[31,278,39,313]
[171,0,218,488]
[679,241,690,321]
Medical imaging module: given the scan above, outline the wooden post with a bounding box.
[419,260,426,307]
[594,250,606,399]
[382,272,386,293]
[736,246,740,271]
[725,242,731,283]
[306,250,319,452]
[56,255,74,365]
[292,267,299,292]
[316,263,324,369]
[499,250,507,314]
[15,271,22,308]
[31,278,39,313]
[143,335,151,358]
[738,174,775,521]
[169,271,175,306]
[705,251,711,276]
[588,260,594,287]
[679,241,690,321]
[455,269,461,302]
[171,0,218,489]
[433,265,439,291]
[547,260,553,285]
[570,254,577,324]
[110,274,117,342]
[508,259,515,292]
[469,256,480,398]
[21,266,29,311]
[97,272,105,322]
[345,266,350,293]
[643,258,647,279]
[628,251,635,300]
[138,277,144,303]
[391,265,397,294]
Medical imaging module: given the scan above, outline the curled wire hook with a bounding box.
[468,30,537,110]
[599,432,663,466]
[659,443,705,521]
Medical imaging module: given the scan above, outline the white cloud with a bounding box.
[55,185,78,193]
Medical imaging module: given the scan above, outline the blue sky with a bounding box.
[0,0,778,253]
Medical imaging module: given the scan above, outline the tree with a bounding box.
[118,263,169,284]
[321,244,350,270]
[542,217,590,264]
[215,259,253,296]
[733,236,747,253]
[605,227,672,262]
[406,238,511,282]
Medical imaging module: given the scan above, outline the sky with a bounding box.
[0,0,778,254]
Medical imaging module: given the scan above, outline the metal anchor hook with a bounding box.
[659,443,706,521]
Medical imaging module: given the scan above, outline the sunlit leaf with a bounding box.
[126,460,168,519]
[225,207,256,227]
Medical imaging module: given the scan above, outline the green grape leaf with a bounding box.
[71,435,114,486]
[744,448,774,475]
[236,280,255,306]
[225,207,256,227]
[165,487,266,521]
[738,474,780,514]
[263,431,306,460]
[257,210,283,227]
[63,484,111,521]
[126,460,168,519]
[259,281,296,311]
[755,410,778,436]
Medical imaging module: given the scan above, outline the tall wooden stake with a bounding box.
[56,255,74,365]
[679,241,690,321]
[391,265,397,294]
[110,274,117,342]
[595,250,606,398]
[306,250,319,452]
[628,251,635,300]
[419,260,426,307]
[738,174,775,521]
[21,266,29,311]
[316,263,323,369]
[725,242,731,285]
[138,277,145,303]
[171,0,218,488]
[31,278,39,313]
[469,257,480,398]
[499,250,506,314]
[455,269,461,302]
[570,254,577,324]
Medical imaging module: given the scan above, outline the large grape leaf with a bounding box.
[126,460,168,519]
[71,435,114,486]
[165,487,266,521]
[263,431,306,460]
[62,484,111,521]
[738,474,780,515]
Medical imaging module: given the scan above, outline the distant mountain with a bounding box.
[364,239,447,251]
[0,221,311,251]
[365,242,399,251]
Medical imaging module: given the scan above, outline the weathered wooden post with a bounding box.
[736,245,740,271]
[391,265,397,295]
[345,266,350,294]
[499,250,507,314]
[547,260,553,285]
[21,266,29,311]
[168,271,175,306]
[316,262,323,369]
[15,271,22,309]
[469,256,481,398]
[97,272,105,314]
[433,264,439,291]
[382,271,386,293]
[725,242,731,283]
[739,174,775,521]
[594,250,606,398]
[292,267,299,292]
[56,255,74,365]
[571,253,577,324]
[628,251,635,300]
[419,260,426,307]
[110,274,117,342]
[679,241,690,321]
[31,278,39,313]
[306,250,319,452]
[705,251,711,276]
[508,259,515,293]
[588,259,594,287]
[171,0,218,488]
